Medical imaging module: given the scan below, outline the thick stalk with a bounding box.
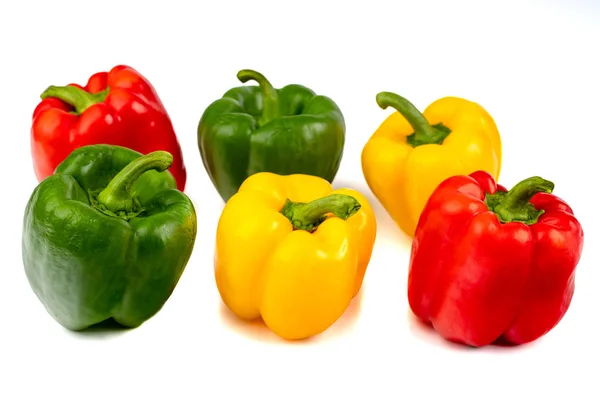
[41,85,109,114]
[97,151,173,214]
[376,91,451,147]
[280,194,361,232]
[491,176,554,224]
[237,69,280,125]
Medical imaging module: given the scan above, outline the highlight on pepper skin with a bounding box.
[361,91,502,238]
[407,170,584,348]
[214,172,377,340]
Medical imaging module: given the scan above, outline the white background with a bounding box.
[1,0,599,398]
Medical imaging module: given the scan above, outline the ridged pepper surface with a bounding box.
[362,92,502,237]
[214,172,376,340]
[408,170,583,347]
[22,144,197,331]
[31,65,187,191]
[198,69,345,202]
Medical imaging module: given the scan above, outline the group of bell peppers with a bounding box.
[22,64,584,347]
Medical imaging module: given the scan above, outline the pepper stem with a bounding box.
[376,91,451,147]
[97,151,173,214]
[280,194,361,232]
[41,85,109,114]
[237,69,280,125]
[491,176,554,224]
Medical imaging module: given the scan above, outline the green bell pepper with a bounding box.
[22,144,197,331]
[197,69,346,202]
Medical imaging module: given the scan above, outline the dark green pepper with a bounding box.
[197,69,346,202]
[22,144,197,331]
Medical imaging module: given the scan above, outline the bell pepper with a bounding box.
[31,64,187,191]
[214,172,376,340]
[22,144,197,331]
[407,170,584,347]
[361,91,502,237]
[197,69,346,202]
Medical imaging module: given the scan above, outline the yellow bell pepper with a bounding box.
[361,91,502,237]
[214,172,377,340]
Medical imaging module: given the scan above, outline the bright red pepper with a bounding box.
[408,170,584,347]
[30,65,187,191]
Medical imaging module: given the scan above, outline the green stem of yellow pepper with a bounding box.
[280,194,361,232]
[376,91,452,147]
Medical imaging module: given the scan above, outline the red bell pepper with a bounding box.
[31,65,187,191]
[408,170,584,347]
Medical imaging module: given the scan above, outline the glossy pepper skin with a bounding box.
[198,69,345,202]
[214,172,376,340]
[22,144,197,331]
[408,170,583,347]
[361,92,502,237]
[31,65,187,191]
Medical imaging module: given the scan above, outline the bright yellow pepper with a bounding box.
[214,172,376,340]
[361,92,502,237]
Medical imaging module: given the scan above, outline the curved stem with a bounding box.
[492,176,554,224]
[237,69,280,125]
[97,151,173,214]
[280,194,361,232]
[41,85,109,114]
[376,91,451,147]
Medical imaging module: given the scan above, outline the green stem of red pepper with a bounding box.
[97,151,173,215]
[41,85,109,114]
[488,176,555,224]
[280,194,361,232]
[376,91,452,147]
[237,69,280,126]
